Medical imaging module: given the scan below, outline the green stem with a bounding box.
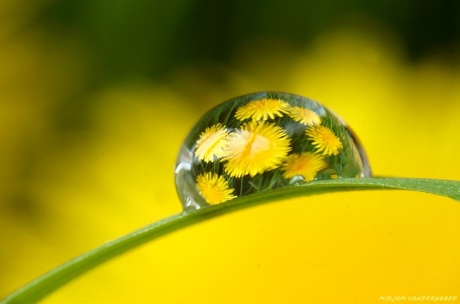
[1,177,459,303]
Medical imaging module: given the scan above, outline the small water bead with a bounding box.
[175,92,372,210]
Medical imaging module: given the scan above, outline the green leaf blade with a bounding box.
[1,177,459,304]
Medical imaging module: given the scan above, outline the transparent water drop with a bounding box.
[175,92,372,210]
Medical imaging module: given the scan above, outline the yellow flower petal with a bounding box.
[222,121,291,177]
[282,152,327,181]
[194,123,229,162]
[305,125,343,156]
[288,106,321,126]
[235,98,290,121]
[196,172,236,205]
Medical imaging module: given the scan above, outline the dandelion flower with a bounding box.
[288,106,321,126]
[282,152,327,181]
[196,172,236,205]
[235,98,290,121]
[194,123,229,162]
[222,121,291,177]
[306,125,343,156]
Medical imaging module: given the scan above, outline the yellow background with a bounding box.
[1,2,459,303]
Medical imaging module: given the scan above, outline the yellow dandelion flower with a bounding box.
[306,125,343,156]
[288,106,321,126]
[282,152,327,182]
[235,98,290,121]
[194,123,229,162]
[222,121,291,177]
[196,172,236,205]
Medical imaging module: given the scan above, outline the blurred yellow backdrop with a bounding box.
[1,2,459,304]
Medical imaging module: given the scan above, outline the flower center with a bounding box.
[242,132,270,160]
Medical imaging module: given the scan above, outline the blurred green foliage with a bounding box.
[42,0,460,80]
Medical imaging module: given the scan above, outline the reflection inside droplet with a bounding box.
[175,92,372,211]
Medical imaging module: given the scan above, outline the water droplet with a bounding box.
[175,92,372,210]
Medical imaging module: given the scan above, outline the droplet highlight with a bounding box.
[175,92,372,210]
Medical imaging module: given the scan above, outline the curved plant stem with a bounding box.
[1,177,459,303]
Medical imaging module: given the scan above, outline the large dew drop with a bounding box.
[175,92,371,210]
